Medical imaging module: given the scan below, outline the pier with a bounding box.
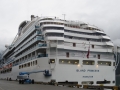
[0,80,92,90]
[0,80,119,90]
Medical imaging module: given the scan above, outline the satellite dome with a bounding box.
[5,44,9,48]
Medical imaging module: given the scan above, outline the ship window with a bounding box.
[19,65,21,69]
[50,59,55,63]
[43,27,64,31]
[113,62,115,66]
[93,55,96,58]
[24,64,27,68]
[4,70,6,73]
[10,68,12,71]
[87,39,89,41]
[98,61,111,66]
[66,52,69,57]
[81,81,94,85]
[73,43,76,47]
[96,80,110,84]
[92,45,94,48]
[83,60,94,65]
[40,23,43,26]
[98,54,100,59]
[22,65,23,68]
[46,33,63,37]
[28,63,30,67]
[35,60,37,65]
[59,59,79,65]
[113,81,115,83]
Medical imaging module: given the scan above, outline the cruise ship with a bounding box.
[0,15,116,86]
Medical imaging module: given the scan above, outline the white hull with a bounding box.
[0,15,116,87]
[0,57,115,86]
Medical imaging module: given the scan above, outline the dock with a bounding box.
[0,79,119,90]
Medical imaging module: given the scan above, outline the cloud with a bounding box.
[0,0,120,51]
[113,39,120,46]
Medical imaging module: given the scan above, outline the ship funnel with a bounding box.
[31,15,35,21]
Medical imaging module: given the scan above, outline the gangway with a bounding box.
[17,70,51,84]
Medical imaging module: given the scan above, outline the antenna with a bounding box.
[62,14,66,20]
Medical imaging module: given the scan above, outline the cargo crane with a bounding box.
[17,70,51,84]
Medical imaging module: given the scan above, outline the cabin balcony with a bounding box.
[36,36,44,40]
[35,25,40,29]
[37,54,48,58]
[15,32,37,52]
[36,30,42,35]
[38,43,47,47]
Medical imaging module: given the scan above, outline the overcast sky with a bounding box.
[0,0,120,51]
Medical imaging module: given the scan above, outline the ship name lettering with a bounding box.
[76,69,99,72]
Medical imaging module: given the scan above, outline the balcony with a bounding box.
[35,25,40,29]
[15,32,37,52]
[15,39,37,56]
[15,43,48,61]
[38,54,48,58]
[36,30,42,34]
[15,46,37,60]
[64,32,100,39]
[37,36,44,40]
[5,59,14,65]
[38,43,47,47]
[15,38,37,53]
[13,63,19,66]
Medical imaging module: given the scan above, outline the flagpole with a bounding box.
[116,50,117,70]
[115,46,119,70]
[49,41,50,61]
[116,54,119,68]
[87,42,90,58]
[47,40,50,64]
[115,46,118,69]
[56,39,58,61]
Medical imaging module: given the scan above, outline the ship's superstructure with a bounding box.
[0,15,115,85]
